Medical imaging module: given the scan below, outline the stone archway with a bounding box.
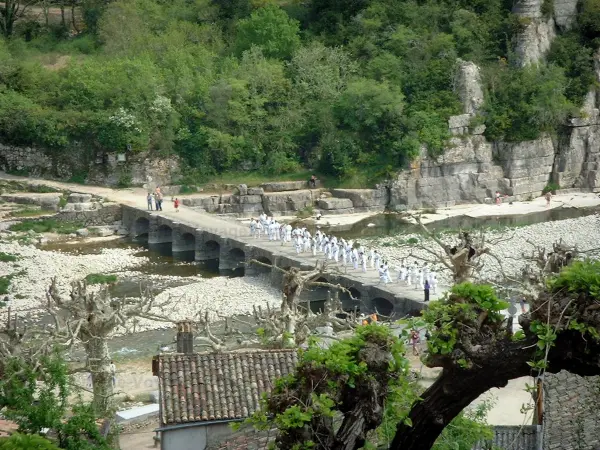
[253,256,272,275]
[227,248,246,277]
[372,297,394,317]
[132,217,150,243]
[340,287,362,312]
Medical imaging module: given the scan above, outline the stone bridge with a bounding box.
[122,206,426,317]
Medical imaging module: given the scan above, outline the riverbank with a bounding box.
[367,214,600,286]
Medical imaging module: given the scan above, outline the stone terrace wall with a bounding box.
[543,371,600,450]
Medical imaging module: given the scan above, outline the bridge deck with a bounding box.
[122,195,446,309]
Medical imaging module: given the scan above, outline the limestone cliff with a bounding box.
[512,0,556,67]
[387,51,600,209]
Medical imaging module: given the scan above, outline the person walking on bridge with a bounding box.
[147,193,153,210]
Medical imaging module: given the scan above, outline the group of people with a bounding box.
[147,187,164,211]
[146,187,180,212]
[248,215,439,301]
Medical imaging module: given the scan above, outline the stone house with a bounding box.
[152,348,298,450]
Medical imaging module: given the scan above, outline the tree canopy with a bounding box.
[0,0,597,184]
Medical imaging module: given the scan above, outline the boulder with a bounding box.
[329,188,389,208]
[237,184,248,196]
[0,193,61,209]
[317,198,354,210]
[76,228,89,237]
[89,226,114,237]
[239,195,262,204]
[260,181,308,192]
[262,190,313,214]
[68,193,92,203]
[247,187,264,195]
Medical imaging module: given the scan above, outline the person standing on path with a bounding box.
[495,191,501,206]
[424,279,430,302]
[110,360,117,387]
[174,198,180,212]
[545,191,552,207]
[147,193,153,210]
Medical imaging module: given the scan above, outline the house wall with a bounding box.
[543,371,600,450]
[161,426,207,450]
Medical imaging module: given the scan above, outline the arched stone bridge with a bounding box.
[122,205,428,318]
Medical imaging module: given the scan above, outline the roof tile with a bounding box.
[157,349,298,426]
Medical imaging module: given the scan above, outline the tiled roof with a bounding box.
[156,350,299,426]
[473,425,539,450]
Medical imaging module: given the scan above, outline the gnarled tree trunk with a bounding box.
[84,336,113,415]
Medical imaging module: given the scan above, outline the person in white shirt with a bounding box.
[249,218,256,237]
[414,269,422,290]
[256,220,263,239]
[373,251,381,270]
[352,248,359,270]
[361,252,367,272]
[295,236,303,254]
[369,248,375,268]
[378,266,387,284]
[430,271,437,294]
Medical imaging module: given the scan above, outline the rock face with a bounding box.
[260,181,309,192]
[0,193,62,210]
[553,0,579,30]
[329,189,389,212]
[455,60,484,115]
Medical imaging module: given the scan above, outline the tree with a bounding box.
[390,260,600,450]
[248,324,411,450]
[234,5,301,59]
[45,279,171,416]
[0,0,38,37]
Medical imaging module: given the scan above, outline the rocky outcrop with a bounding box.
[512,0,556,67]
[0,192,62,210]
[260,181,311,192]
[329,189,388,213]
[454,60,484,115]
[553,0,579,30]
[0,145,181,189]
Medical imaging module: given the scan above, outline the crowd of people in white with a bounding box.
[249,214,438,295]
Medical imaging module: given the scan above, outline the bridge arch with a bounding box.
[133,217,150,242]
[372,297,394,317]
[253,256,272,275]
[181,232,195,248]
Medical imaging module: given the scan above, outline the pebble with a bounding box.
[368,215,600,286]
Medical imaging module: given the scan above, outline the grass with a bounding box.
[296,205,314,219]
[85,273,118,285]
[9,208,55,218]
[9,218,83,234]
[0,275,13,295]
[0,252,18,262]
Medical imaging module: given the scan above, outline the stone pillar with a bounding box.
[195,230,221,262]
[176,320,194,354]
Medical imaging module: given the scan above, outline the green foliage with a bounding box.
[483,63,575,142]
[235,5,301,59]
[8,219,83,234]
[0,0,596,183]
[548,259,600,299]
[541,0,554,18]
[542,182,560,194]
[0,352,110,450]
[423,283,508,357]
[248,325,411,447]
[0,275,13,295]
[0,252,18,262]
[0,434,61,450]
[85,273,118,285]
[547,33,597,105]
[432,397,495,450]
[579,0,600,42]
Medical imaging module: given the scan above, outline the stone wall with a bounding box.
[55,203,122,227]
[0,144,180,189]
[543,371,600,450]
